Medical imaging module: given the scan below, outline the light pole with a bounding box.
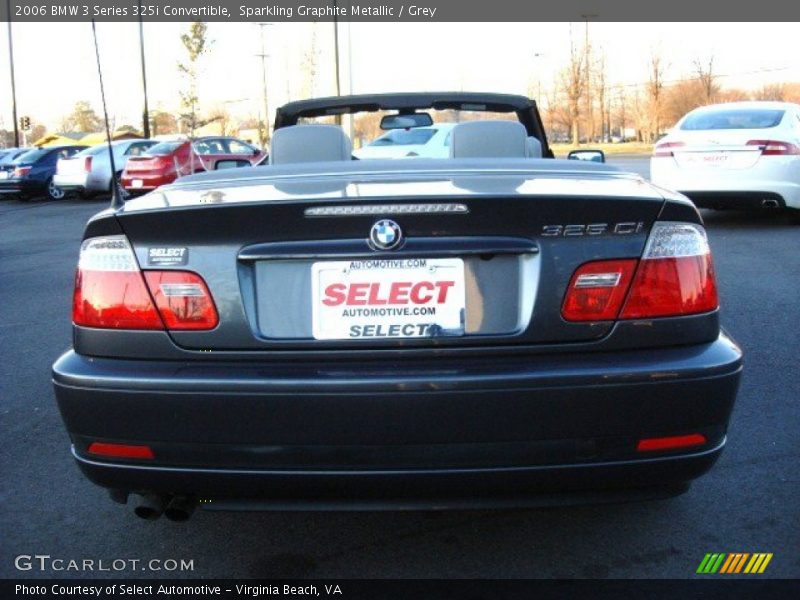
[256,23,272,142]
[7,0,19,147]
[137,1,151,138]
[531,52,545,106]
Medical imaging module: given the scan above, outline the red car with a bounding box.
[120,136,265,194]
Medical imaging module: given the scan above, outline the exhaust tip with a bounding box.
[132,494,168,520]
[164,496,197,522]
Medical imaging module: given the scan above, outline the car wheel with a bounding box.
[46,178,66,200]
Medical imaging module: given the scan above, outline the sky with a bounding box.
[0,21,799,132]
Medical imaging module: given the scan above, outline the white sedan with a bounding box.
[651,101,800,222]
[353,123,456,159]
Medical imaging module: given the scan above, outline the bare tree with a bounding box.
[595,52,608,142]
[614,85,628,141]
[300,24,319,99]
[693,55,719,103]
[645,50,668,141]
[563,29,587,145]
[754,83,786,101]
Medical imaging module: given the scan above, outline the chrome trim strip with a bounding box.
[305,203,469,217]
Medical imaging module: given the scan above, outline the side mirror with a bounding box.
[215,159,251,170]
[567,149,605,163]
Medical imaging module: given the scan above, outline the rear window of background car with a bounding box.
[680,109,785,130]
[12,148,48,164]
[370,128,438,146]
[145,141,184,155]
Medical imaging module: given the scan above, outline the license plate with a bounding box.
[311,258,466,340]
[131,179,143,188]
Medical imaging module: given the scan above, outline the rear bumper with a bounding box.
[683,191,787,210]
[54,172,107,192]
[53,333,742,506]
[651,158,800,209]
[120,173,171,191]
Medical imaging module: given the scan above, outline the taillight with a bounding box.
[12,166,31,178]
[620,222,718,319]
[561,259,638,321]
[746,139,800,156]
[562,222,719,322]
[73,236,163,329]
[88,442,155,459]
[84,156,93,172]
[72,236,218,330]
[143,271,218,330]
[636,433,707,452]
[652,141,685,157]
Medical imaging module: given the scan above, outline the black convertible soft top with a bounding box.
[273,92,554,158]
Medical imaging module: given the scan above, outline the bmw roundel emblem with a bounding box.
[369,219,403,250]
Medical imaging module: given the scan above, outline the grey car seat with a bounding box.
[269,124,352,164]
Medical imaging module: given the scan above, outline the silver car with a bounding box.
[54,139,156,197]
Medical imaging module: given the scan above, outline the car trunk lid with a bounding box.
[112,164,666,352]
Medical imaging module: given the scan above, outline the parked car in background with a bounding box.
[651,101,800,222]
[120,136,265,194]
[0,147,29,164]
[54,139,157,198]
[354,123,456,159]
[0,145,86,200]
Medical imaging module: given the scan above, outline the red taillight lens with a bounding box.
[562,223,719,322]
[636,433,707,452]
[72,236,218,331]
[88,442,155,459]
[84,156,93,172]
[12,166,31,178]
[653,141,685,157]
[561,259,638,321]
[72,236,163,329]
[620,223,718,319]
[143,271,218,330]
[746,139,800,156]
[73,269,164,329]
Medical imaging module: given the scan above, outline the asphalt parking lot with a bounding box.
[1,156,798,579]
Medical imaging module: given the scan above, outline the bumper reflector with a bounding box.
[636,433,707,452]
[87,442,155,460]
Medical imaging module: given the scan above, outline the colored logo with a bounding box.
[369,219,403,250]
[696,553,773,574]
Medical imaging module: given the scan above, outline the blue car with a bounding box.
[0,145,86,200]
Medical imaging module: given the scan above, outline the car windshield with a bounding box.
[369,128,438,147]
[680,109,785,130]
[12,148,48,164]
[145,141,184,156]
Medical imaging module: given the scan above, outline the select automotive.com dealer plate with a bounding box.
[311,258,466,340]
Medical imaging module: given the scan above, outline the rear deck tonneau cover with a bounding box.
[119,158,662,213]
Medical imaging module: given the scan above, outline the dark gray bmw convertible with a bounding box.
[52,93,742,521]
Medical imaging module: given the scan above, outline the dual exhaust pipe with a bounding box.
[126,493,197,521]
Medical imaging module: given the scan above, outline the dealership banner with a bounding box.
[2,0,800,22]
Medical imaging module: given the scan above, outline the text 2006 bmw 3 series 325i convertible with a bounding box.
[52,94,742,521]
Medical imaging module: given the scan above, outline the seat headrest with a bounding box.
[527,136,543,158]
[449,120,529,158]
[270,124,352,164]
